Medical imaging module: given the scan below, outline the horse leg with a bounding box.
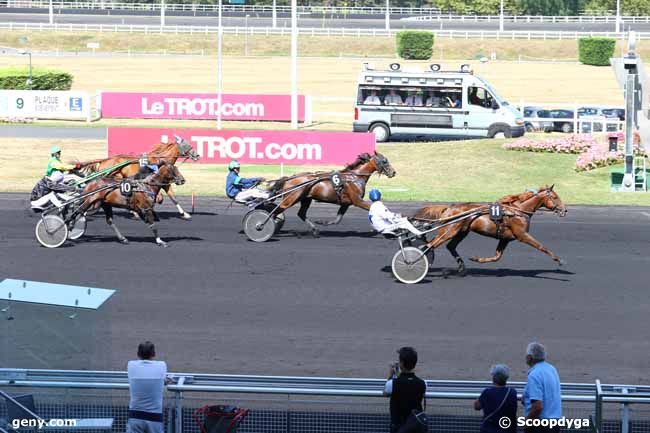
[103,204,128,244]
[143,208,168,247]
[297,198,319,237]
[511,227,564,265]
[164,185,191,220]
[446,230,470,275]
[314,204,350,226]
[470,239,511,263]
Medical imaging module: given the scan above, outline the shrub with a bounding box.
[396,31,434,60]
[0,67,73,90]
[578,37,616,66]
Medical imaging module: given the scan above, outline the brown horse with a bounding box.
[268,152,396,236]
[78,163,186,247]
[78,136,198,219]
[414,185,567,275]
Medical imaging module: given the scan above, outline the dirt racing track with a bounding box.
[1,193,650,384]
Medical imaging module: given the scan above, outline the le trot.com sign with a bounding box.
[107,128,375,165]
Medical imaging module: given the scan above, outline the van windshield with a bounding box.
[484,82,508,105]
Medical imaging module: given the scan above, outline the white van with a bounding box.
[352,63,525,142]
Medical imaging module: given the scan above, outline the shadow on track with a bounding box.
[75,235,203,245]
[380,266,574,282]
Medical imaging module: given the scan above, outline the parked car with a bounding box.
[577,107,603,117]
[602,108,625,121]
[549,109,575,133]
[521,106,553,132]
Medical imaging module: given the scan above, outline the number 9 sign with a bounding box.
[16,98,24,110]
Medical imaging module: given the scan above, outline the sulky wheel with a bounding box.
[391,246,429,284]
[68,215,87,240]
[243,209,277,242]
[35,214,69,248]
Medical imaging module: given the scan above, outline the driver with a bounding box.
[30,171,77,211]
[225,160,270,202]
[368,189,424,236]
[46,146,83,183]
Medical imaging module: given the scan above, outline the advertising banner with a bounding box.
[0,90,90,121]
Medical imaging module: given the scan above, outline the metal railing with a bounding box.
[1,22,649,39]
[2,368,650,433]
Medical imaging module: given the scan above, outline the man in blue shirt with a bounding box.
[225,160,269,202]
[523,342,562,433]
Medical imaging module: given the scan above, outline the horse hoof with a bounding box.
[119,238,129,245]
[157,242,168,248]
[311,230,320,238]
[182,213,192,220]
[557,258,565,266]
[457,267,467,277]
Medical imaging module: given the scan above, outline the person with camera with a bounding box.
[383,347,427,433]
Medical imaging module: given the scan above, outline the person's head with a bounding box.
[50,146,62,158]
[228,160,241,173]
[369,188,382,202]
[526,342,546,366]
[490,364,509,386]
[137,341,156,360]
[397,346,418,371]
[371,90,378,96]
[50,171,64,183]
[389,89,397,95]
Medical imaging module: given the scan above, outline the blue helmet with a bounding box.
[369,189,382,201]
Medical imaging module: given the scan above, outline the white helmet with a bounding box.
[50,171,64,183]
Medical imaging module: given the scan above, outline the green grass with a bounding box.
[0,66,60,77]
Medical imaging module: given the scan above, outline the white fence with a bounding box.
[2,22,649,39]
[5,1,650,21]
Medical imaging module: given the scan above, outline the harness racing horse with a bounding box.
[77,136,198,219]
[268,152,396,236]
[414,185,567,275]
[78,163,186,247]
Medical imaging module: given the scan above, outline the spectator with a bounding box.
[474,364,517,433]
[384,347,427,433]
[384,89,403,106]
[404,92,423,107]
[364,90,382,105]
[446,94,462,108]
[523,342,562,433]
[127,341,171,433]
[425,91,441,108]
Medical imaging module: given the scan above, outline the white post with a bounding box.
[499,0,504,32]
[49,0,53,25]
[245,14,249,56]
[272,0,277,29]
[217,0,223,130]
[290,0,298,129]
[616,0,621,33]
[385,0,390,31]
[161,0,166,27]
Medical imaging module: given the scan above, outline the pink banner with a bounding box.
[107,128,375,165]
[100,92,306,121]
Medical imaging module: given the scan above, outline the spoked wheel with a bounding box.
[243,209,277,242]
[273,213,285,234]
[391,246,429,284]
[68,215,87,240]
[35,214,69,248]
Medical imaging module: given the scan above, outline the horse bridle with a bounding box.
[176,140,199,161]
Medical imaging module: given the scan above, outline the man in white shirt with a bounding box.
[364,90,382,105]
[384,89,403,106]
[404,91,423,107]
[425,91,441,108]
[368,189,423,236]
[127,341,170,433]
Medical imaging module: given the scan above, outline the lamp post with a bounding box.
[499,0,504,32]
[616,0,621,33]
[272,0,277,28]
[245,14,249,56]
[217,0,223,130]
[17,49,32,90]
[290,0,298,129]
[385,0,390,31]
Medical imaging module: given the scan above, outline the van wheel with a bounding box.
[370,123,390,142]
[489,126,512,139]
[525,123,535,133]
[561,123,573,133]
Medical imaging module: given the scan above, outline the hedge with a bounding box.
[578,37,616,66]
[396,31,434,60]
[0,67,73,90]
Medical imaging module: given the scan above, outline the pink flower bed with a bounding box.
[503,134,647,172]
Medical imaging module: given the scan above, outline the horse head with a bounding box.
[174,135,199,161]
[370,151,396,178]
[538,184,567,217]
[157,163,186,186]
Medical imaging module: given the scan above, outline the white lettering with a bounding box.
[517,417,589,429]
[152,98,265,118]
[190,135,322,162]
[141,98,164,115]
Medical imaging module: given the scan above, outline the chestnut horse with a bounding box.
[268,152,396,236]
[77,136,198,219]
[413,186,567,275]
[78,163,186,247]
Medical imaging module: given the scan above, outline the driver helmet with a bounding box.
[369,189,382,202]
[50,145,62,156]
[50,171,64,183]
[228,160,241,171]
